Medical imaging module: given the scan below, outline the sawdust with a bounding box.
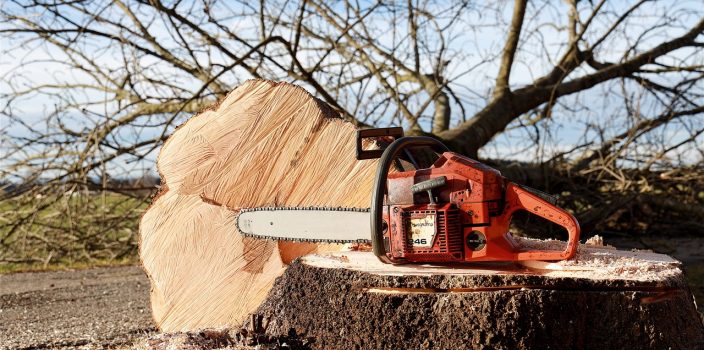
[584,234,609,247]
[514,236,682,281]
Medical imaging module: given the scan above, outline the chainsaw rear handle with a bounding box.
[502,183,581,260]
[371,136,449,263]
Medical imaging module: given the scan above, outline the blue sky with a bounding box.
[1,0,702,179]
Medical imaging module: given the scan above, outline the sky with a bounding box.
[1,0,702,180]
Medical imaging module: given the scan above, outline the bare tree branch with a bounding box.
[493,0,527,98]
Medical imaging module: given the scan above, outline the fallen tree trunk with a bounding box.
[140,80,381,331]
[257,245,704,350]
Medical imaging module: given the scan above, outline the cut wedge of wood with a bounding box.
[140,80,381,331]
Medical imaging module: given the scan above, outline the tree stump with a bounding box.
[257,244,704,350]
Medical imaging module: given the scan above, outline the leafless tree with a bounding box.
[1,0,703,264]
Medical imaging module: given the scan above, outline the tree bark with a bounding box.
[257,249,703,350]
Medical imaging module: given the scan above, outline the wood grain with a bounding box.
[140,80,379,331]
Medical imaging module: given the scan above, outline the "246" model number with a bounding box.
[408,238,428,245]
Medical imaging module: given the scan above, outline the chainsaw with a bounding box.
[237,127,580,264]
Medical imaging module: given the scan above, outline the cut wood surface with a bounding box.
[258,248,704,350]
[140,80,382,332]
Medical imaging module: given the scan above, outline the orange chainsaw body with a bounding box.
[380,152,580,263]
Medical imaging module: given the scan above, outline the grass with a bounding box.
[1,190,148,268]
[0,256,138,274]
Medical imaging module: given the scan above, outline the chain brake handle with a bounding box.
[356,127,404,160]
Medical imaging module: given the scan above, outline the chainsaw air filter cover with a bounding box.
[390,204,464,262]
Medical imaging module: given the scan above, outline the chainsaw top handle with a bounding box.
[370,136,449,263]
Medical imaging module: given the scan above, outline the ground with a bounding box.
[0,237,702,349]
[0,266,154,349]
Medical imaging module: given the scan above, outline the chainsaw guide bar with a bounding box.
[236,207,372,244]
